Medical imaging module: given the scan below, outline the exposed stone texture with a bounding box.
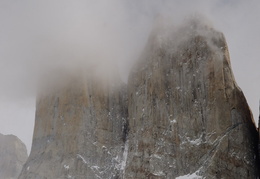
[125,19,259,178]
[0,133,28,179]
[19,18,259,179]
[18,73,128,179]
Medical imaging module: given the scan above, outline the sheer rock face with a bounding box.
[19,74,128,179]
[0,133,28,179]
[125,21,259,178]
[19,19,259,179]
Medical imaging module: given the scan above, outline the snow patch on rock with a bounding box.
[176,168,203,179]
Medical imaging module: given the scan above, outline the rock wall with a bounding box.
[19,18,259,179]
[0,133,28,179]
[19,73,128,179]
[124,19,259,178]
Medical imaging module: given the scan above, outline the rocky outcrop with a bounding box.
[124,19,259,178]
[19,17,259,179]
[0,133,28,179]
[18,72,128,179]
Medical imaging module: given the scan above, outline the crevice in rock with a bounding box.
[202,122,252,170]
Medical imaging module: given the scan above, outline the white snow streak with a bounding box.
[152,170,165,176]
[77,154,87,164]
[176,169,203,179]
[121,140,129,177]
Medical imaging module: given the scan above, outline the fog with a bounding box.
[0,0,259,151]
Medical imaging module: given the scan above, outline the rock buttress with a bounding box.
[19,72,128,179]
[125,19,259,178]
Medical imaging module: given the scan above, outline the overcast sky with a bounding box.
[0,0,260,152]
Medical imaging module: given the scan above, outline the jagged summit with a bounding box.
[19,17,259,178]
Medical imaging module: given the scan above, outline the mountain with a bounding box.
[18,71,128,179]
[124,18,259,178]
[19,17,259,178]
[0,133,28,179]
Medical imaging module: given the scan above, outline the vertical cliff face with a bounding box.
[125,19,259,178]
[0,133,28,179]
[19,72,128,179]
[19,17,259,179]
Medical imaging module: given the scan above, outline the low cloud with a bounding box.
[0,0,260,150]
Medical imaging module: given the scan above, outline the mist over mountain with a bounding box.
[18,17,259,179]
[1,1,260,155]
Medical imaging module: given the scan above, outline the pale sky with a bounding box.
[0,0,260,152]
